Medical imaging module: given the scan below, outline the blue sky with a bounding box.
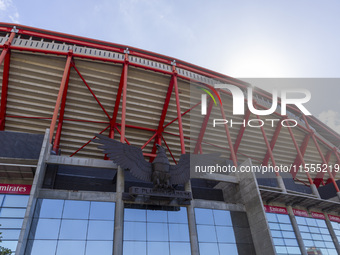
[1,0,340,132]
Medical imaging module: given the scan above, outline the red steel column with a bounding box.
[52,60,72,153]
[109,53,129,139]
[302,115,340,193]
[218,92,238,167]
[119,53,129,143]
[314,150,332,187]
[172,65,185,154]
[49,50,73,143]
[262,118,283,166]
[0,28,17,130]
[0,50,11,130]
[290,134,310,178]
[194,99,214,154]
[232,109,251,157]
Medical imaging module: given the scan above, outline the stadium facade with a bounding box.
[0,23,340,255]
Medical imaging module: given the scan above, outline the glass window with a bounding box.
[56,240,86,255]
[34,199,64,219]
[266,213,299,255]
[195,208,238,255]
[59,220,88,240]
[296,215,335,254]
[123,207,190,255]
[0,194,29,254]
[89,202,115,220]
[26,199,115,255]
[2,195,29,207]
[85,241,113,255]
[62,201,90,219]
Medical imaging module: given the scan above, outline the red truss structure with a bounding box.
[1,23,340,193]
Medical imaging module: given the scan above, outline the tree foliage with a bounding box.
[0,230,12,255]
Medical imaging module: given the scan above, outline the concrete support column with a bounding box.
[16,129,51,255]
[337,192,340,201]
[276,175,287,193]
[113,167,125,255]
[286,206,307,255]
[310,183,321,198]
[324,213,340,253]
[185,181,199,255]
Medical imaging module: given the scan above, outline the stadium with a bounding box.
[0,23,340,255]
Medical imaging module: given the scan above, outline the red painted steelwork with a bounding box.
[233,109,251,157]
[52,59,72,153]
[49,51,73,143]
[256,115,279,177]
[326,150,340,184]
[0,31,15,66]
[72,64,111,120]
[172,68,186,154]
[302,115,340,192]
[290,134,310,178]
[314,150,332,187]
[194,99,214,154]
[150,75,175,160]
[0,50,11,130]
[110,55,128,139]
[120,54,129,143]
[262,117,283,166]
[218,92,238,167]
[286,121,313,185]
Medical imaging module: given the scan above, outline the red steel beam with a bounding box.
[262,117,283,166]
[149,75,175,159]
[314,150,332,187]
[109,54,128,139]
[0,30,16,66]
[232,109,251,157]
[0,49,11,130]
[256,115,279,177]
[290,134,310,178]
[49,51,73,143]
[52,59,72,153]
[326,149,340,184]
[302,115,340,192]
[218,93,238,167]
[286,120,314,185]
[72,64,111,120]
[119,54,129,143]
[194,99,214,154]
[172,67,186,154]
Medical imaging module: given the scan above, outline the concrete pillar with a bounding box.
[310,184,321,198]
[276,175,287,193]
[185,181,200,255]
[324,213,340,253]
[113,167,125,255]
[16,129,51,255]
[337,192,340,201]
[286,206,307,255]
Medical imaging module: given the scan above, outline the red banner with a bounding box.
[264,205,288,214]
[328,214,340,223]
[311,211,325,220]
[293,208,309,217]
[0,184,31,195]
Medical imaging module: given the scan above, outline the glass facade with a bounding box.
[331,221,340,246]
[296,216,337,255]
[266,212,300,255]
[123,207,191,255]
[25,199,115,255]
[195,208,238,255]
[0,194,29,254]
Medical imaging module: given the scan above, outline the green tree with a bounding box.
[0,229,12,255]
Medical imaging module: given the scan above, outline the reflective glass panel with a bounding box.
[147,222,169,241]
[2,195,29,208]
[56,240,86,255]
[199,243,219,255]
[85,241,113,255]
[123,241,146,255]
[168,208,188,224]
[62,200,90,219]
[169,242,191,255]
[195,208,214,225]
[89,202,115,220]
[169,223,190,242]
[124,222,147,241]
[0,218,23,228]
[34,199,64,219]
[147,242,170,255]
[87,220,114,240]
[59,220,88,240]
[0,208,26,218]
[27,240,57,255]
[30,218,61,240]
